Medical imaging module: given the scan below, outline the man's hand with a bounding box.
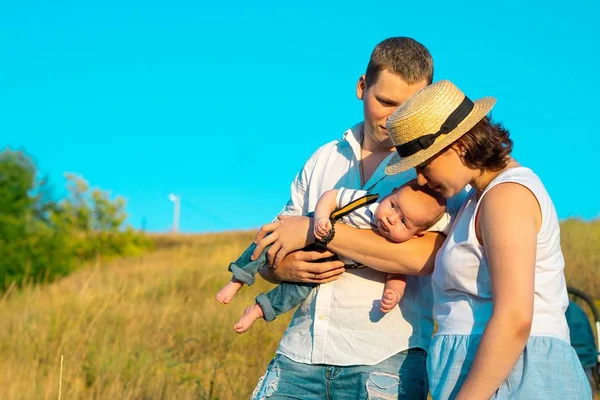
[253,215,314,267]
[259,249,345,284]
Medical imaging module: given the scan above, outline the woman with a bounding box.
[382,80,590,399]
[254,80,591,399]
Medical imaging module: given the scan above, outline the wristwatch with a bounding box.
[314,218,335,251]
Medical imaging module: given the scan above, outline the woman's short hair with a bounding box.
[456,117,513,171]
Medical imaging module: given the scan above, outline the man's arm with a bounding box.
[256,148,345,284]
[259,249,346,284]
[254,215,444,276]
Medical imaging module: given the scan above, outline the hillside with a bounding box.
[0,220,598,399]
[0,232,290,399]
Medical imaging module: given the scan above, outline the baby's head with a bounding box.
[374,179,447,243]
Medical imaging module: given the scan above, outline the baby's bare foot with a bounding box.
[216,279,243,304]
[380,289,401,313]
[234,303,265,334]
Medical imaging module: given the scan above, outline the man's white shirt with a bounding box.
[276,123,465,365]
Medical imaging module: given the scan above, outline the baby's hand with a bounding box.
[314,217,332,240]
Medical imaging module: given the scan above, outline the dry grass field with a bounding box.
[0,219,599,399]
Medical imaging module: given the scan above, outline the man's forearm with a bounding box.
[326,223,444,275]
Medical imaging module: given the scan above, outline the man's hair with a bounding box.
[456,117,513,171]
[365,37,434,88]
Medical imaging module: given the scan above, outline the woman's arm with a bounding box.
[327,223,445,275]
[454,183,541,400]
[253,215,445,276]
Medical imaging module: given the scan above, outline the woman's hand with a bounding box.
[252,215,315,268]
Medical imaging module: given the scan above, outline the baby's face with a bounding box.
[374,188,431,243]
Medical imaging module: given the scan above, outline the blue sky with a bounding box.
[2,0,598,232]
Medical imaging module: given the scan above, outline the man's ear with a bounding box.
[356,75,366,100]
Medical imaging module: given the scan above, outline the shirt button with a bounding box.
[318,315,326,320]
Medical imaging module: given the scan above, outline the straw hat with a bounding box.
[385,80,496,175]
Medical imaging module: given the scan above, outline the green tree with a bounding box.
[0,149,151,290]
[59,173,151,260]
[0,149,73,288]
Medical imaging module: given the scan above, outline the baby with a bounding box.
[216,180,448,333]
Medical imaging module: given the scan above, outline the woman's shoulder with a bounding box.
[487,166,541,186]
[483,166,550,204]
[478,167,549,233]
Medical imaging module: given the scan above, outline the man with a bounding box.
[252,37,461,399]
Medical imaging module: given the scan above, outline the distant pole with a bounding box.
[168,194,181,233]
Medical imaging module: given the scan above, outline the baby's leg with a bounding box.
[234,281,317,333]
[234,303,265,334]
[216,242,270,304]
[380,274,406,313]
[216,278,244,304]
[258,281,316,322]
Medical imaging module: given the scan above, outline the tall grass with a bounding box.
[0,232,290,399]
[561,218,600,302]
[0,219,598,399]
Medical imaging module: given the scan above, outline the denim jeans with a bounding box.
[251,349,428,400]
[228,242,266,286]
[229,238,328,322]
[256,281,316,322]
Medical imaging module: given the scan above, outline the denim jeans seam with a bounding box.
[420,350,428,397]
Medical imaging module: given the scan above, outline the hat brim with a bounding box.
[385,97,497,175]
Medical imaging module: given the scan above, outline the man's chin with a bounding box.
[439,188,453,199]
[377,137,395,150]
[364,129,395,150]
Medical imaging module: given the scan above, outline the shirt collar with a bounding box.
[342,122,364,163]
[366,201,379,229]
[343,122,400,191]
